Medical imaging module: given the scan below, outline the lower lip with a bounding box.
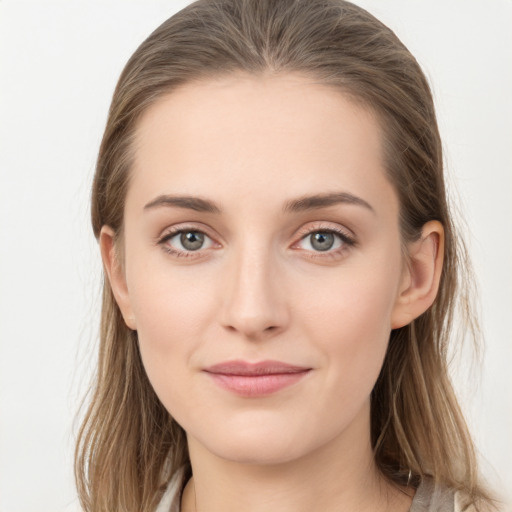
[205,371,310,397]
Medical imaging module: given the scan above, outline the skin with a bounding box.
[101,73,444,512]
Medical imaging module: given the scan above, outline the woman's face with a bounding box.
[110,73,409,465]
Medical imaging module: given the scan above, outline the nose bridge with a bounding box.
[221,236,288,339]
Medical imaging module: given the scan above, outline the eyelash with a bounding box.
[157,223,356,260]
[293,224,356,260]
[157,225,217,259]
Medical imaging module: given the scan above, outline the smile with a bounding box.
[203,360,312,397]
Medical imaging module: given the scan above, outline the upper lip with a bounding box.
[203,360,311,376]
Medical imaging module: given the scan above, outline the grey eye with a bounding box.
[180,231,205,251]
[310,232,335,251]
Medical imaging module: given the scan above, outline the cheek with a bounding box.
[126,245,217,344]
[297,257,402,394]
[124,254,219,406]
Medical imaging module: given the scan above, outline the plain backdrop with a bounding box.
[0,1,511,511]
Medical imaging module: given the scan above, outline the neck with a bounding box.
[180,402,413,512]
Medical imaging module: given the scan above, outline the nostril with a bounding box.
[222,321,281,339]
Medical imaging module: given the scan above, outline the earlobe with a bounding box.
[99,226,137,330]
[391,220,444,329]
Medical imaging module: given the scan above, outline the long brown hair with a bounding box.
[76,1,494,510]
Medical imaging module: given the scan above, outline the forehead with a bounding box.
[129,73,397,218]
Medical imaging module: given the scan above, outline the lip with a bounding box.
[203,360,312,397]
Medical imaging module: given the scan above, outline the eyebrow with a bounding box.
[143,191,374,215]
[283,192,375,214]
[144,195,222,214]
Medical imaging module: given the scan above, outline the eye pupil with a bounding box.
[311,232,334,251]
[180,231,204,251]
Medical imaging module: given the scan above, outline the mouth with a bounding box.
[203,360,312,397]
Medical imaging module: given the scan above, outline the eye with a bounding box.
[298,231,343,252]
[177,231,207,251]
[293,226,356,257]
[304,231,339,251]
[159,228,216,256]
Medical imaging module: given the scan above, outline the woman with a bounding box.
[75,0,497,510]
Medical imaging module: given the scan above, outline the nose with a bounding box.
[220,243,289,341]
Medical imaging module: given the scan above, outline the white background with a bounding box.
[0,1,511,511]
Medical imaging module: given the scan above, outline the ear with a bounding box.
[99,226,137,330]
[391,220,444,329]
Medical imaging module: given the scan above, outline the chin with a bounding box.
[213,437,305,466]
[187,415,332,467]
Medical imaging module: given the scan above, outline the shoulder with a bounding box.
[410,477,455,512]
[155,466,188,512]
[454,491,501,512]
[411,477,495,512]
[454,491,476,512]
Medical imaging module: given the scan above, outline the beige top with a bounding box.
[155,469,471,512]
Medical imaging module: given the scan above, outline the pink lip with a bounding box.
[203,360,311,397]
